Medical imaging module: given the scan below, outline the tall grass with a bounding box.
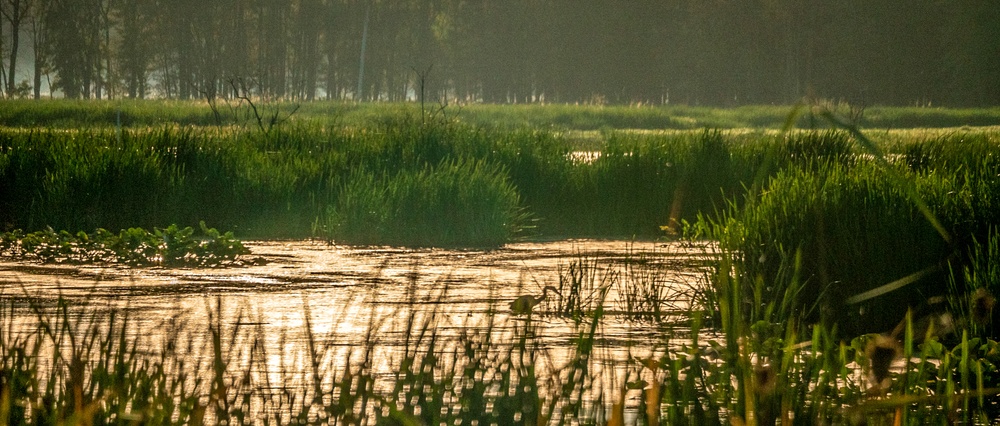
[4,100,998,130]
[323,158,524,247]
[705,115,1000,337]
[0,120,547,244]
[1,102,997,245]
[713,162,954,335]
[0,285,612,425]
[4,260,1000,424]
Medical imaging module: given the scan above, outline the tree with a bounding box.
[2,0,32,97]
[114,0,153,98]
[27,0,48,99]
[291,0,323,100]
[17,0,1000,106]
[44,0,102,98]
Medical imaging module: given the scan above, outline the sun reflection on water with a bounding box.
[0,239,715,420]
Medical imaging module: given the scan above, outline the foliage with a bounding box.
[323,158,525,247]
[4,100,1000,130]
[8,2,1000,106]
[1,102,998,244]
[0,223,251,267]
[703,117,1000,337]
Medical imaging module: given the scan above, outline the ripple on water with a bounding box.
[0,238,717,415]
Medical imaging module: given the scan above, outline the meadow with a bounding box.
[1,99,999,423]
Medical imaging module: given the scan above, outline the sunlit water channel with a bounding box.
[0,239,716,421]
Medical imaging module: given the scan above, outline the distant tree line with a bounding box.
[0,0,997,106]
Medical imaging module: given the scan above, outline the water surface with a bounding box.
[0,239,715,417]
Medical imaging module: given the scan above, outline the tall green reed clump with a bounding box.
[542,130,855,237]
[893,132,1000,246]
[0,117,554,244]
[532,130,742,237]
[700,253,1000,424]
[0,129,176,232]
[0,127,337,237]
[714,161,953,335]
[708,127,999,337]
[598,131,734,236]
[324,158,524,247]
[314,114,562,246]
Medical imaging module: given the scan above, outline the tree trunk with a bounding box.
[6,0,22,96]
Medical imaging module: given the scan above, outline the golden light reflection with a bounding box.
[0,239,715,419]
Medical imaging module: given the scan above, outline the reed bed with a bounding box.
[3,262,1000,425]
[0,120,556,243]
[2,115,998,244]
[2,100,999,422]
[706,127,1000,333]
[322,158,524,247]
[4,100,999,131]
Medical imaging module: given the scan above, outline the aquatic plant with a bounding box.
[1,102,997,243]
[324,158,525,247]
[0,223,251,266]
[2,265,1000,425]
[712,162,953,335]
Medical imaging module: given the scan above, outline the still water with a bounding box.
[0,239,715,420]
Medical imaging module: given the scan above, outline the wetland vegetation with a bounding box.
[1,100,1000,423]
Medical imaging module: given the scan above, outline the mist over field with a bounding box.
[0,1,997,106]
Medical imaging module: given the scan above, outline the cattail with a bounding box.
[972,288,995,326]
[866,334,900,390]
[753,363,777,397]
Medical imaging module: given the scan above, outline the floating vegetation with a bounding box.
[0,223,252,267]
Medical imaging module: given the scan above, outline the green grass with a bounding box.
[3,99,1000,131]
[322,158,524,247]
[722,162,952,333]
[0,120,549,244]
[2,106,998,244]
[702,114,1000,336]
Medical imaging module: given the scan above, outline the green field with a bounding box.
[2,100,1000,423]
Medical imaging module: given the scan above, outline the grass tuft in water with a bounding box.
[323,158,526,247]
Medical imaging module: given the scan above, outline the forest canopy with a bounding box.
[0,0,997,107]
